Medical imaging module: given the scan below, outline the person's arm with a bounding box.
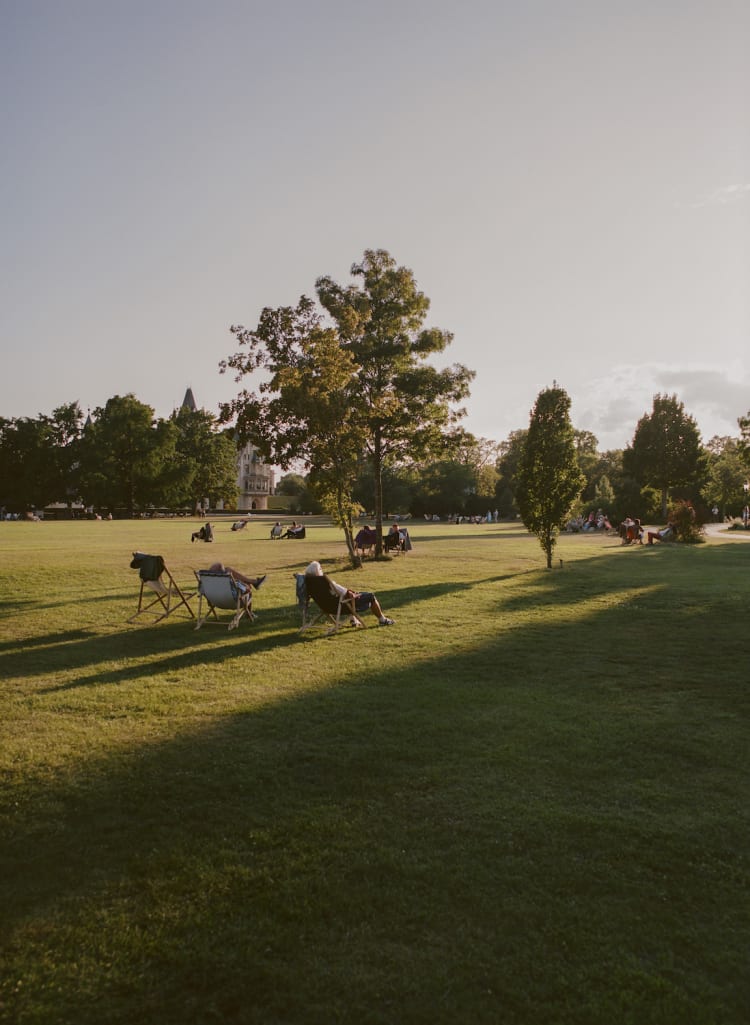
[327,578,349,599]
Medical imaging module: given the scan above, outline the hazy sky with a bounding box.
[2,0,748,450]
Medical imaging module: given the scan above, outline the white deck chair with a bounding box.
[194,570,255,631]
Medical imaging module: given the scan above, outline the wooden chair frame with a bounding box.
[296,573,364,635]
[129,554,196,624]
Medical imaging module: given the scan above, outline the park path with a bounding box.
[703,522,750,540]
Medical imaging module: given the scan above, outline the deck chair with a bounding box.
[194,569,255,631]
[295,573,364,634]
[129,552,196,624]
[355,527,378,558]
[270,523,283,539]
[384,528,412,554]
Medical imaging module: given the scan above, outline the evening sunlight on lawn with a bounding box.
[1,517,748,1025]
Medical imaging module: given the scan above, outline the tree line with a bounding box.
[0,396,238,517]
[2,249,749,564]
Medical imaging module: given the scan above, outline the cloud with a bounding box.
[573,362,749,450]
[690,183,750,208]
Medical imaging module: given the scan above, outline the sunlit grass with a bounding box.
[1,517,748,1024]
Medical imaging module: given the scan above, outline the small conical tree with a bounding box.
[515,385,585,569]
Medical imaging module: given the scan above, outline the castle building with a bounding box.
[181,388,275,511]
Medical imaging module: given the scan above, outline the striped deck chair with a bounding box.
[194,570,255,631]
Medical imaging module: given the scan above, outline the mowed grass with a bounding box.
[0,517,748,1025]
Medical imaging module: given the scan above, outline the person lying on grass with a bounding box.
[304,561,394,626]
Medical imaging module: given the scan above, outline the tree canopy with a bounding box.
[222,250,474,557]
[515,385,585,568]
[316,249,474,552]
[623,393,705,519]
[222,299,367,562]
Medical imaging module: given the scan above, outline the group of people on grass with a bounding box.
[206,558,395,627]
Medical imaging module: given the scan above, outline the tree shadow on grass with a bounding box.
[2,551,748,1024]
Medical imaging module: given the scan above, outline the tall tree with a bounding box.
[316,249,474,553]
[515,385,585,569]
[0,403,83,511]
[739,411,750,472]
[623,393,705,519]
[701,437,747,519]
[494,429,527,519]
[79,395,176,516]
[168,406,239,511]
[222,300,367,564]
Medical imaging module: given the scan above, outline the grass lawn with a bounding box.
[1,516,748,1025]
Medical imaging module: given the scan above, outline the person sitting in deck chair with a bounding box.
[304,561,394,626]
[206,562,267,591]
[191,521,214,543]
[354,524,378,557]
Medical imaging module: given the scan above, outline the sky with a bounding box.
[1,0,748,452]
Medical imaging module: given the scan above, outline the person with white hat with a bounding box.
[304,561,395,626]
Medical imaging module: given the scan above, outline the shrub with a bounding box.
[669,499,705,543]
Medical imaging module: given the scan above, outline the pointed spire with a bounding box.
[182,387,197,412]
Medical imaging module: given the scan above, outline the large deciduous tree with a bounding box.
[494,429,527,519]
[167,405,239,511]
[222,299,367,564]
[79,394,176,516]
[739,411,750,473]
[515,385,585,569]
[0,403,83,512]
[701,436,748,519]
[316,249,474,553]
[623,394,705,520]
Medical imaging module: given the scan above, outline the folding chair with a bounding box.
[354,527,377,558]
[194,570,255,631]
[270,523,283,539]
[384,528,411,554]
[296,573,364,634]
[129,552,196,624]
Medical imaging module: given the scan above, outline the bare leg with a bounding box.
[208,563,266,589]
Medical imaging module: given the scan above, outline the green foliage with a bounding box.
[702,438,748,518]
[222,309,367,562]
[78,394,177,516]
[624,394,705,519]
[316,249,474,547]
[0,403,84,511]
[494,428,527,518]
[276,472,307,496]
[739,410,750,469]
[167,406,239,510]
[515,385,585,568]
[669,499,704,543]
[593,473,615,510]
[411,459,476,517]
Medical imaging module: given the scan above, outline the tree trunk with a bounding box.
[335,489,361,569]
[661,487,668,521]
[373,426,384,556]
